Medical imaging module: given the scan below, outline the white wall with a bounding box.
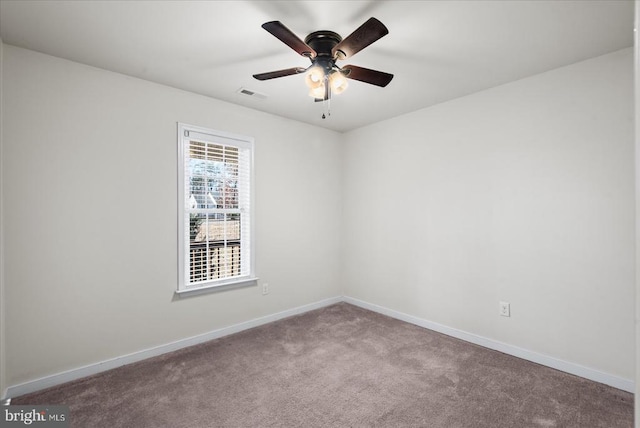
[1,41,635,396]
[343,48,635,381]
[1,44,343,388]
[635,0,639,422]
[0,37,6,399]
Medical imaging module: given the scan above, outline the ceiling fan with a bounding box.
[253,17,393,103]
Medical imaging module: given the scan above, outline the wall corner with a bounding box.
[634,1,639,425]
[0,36,7,400]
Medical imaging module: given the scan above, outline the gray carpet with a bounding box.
[11,303,633,427]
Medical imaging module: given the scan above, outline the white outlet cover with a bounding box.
[499,301,510,317]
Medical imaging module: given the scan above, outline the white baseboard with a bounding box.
[343,296,634,393]
[4,296,342,399]
[5,294,634,399]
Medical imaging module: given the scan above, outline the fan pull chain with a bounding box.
[321,100,330,119]
[322,76,331,119]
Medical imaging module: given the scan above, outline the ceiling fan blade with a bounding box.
[332,17,389,60]
[262,21,317,58]
[253,67,307,81]
[342,65,393,87]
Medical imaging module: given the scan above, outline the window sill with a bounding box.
[175,277,259,298]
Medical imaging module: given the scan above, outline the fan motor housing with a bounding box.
[304,31,342,57]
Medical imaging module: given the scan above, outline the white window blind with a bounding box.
[177,123,255,293]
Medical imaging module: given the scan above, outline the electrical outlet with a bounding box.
[262,283,269,295]
[499,301,510,317]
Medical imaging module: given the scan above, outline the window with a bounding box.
[177,123,255,294]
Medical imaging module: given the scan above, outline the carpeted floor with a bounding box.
[11,303,633,427]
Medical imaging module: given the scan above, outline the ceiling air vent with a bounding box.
[237,87,267,100]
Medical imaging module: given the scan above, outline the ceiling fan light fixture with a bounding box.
[329,71,348,95]
[305,66,325,89]
[308,85,326,99]
[254,18,393,112]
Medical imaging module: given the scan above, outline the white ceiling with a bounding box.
[0,0,634,132]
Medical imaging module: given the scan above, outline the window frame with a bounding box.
[176,123,257,296]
